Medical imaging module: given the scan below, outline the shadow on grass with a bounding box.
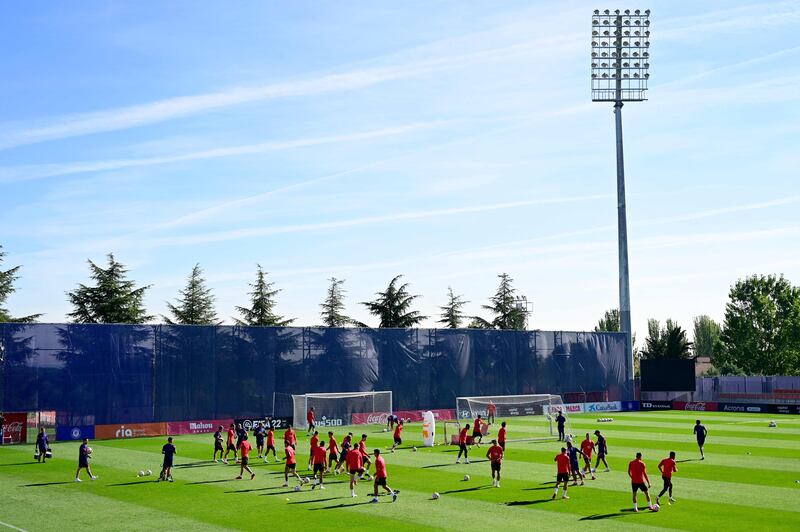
[505,499,551,506]
[186,479,236,485]
[107,480,155,486]
[174,461,218,469]
[225,486,280,494]
[289,496,345,505]
[421,463,458,469]
[310,501,374,510]
[441,485,490,495]
[676,458,701,463]
[0,462,38,467]
[21,481,75,487]
[523,486,557,491]
[580,509,637,521]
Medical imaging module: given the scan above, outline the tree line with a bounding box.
[2,246,798,375]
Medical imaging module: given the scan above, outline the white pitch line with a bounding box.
[0,521,28,532]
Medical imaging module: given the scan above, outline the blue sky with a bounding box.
[1,1,799,339]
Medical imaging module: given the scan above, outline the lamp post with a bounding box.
[591,9,651,396]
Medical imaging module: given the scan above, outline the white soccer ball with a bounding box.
[304,477,310,483]
[769,421,777,427]
[432,492,440,499]
[146,470,152,476]
[294,485,301,492]
[412,446,417,452]
[87,447,93,454]
[383,428,388,432]
[651,504,660,512]
[138,470,144,477]
[463,475,470,481]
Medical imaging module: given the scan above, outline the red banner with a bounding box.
[672,401,718,412]
[95,422,168,440]
[167,419,233,435]
[1,412,27,444]
[351,409,456,424]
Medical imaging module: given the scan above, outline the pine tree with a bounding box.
[164,264,218,325]
[234,265,294,326]
[472,273,526,330]
[361,275,426,328]
[438,287,468,329]
[0,245,42,322]
[320,277,350,327]
[594,308,620,332]
[67,253,152,323]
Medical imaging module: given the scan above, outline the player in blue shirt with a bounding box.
[565,441,588,485]
[35,428,50,463]
[693,420,707,460]
[74,438,97,482]
[159,437,177,482]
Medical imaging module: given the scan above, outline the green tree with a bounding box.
[718,274,800,375]
[320,277,350,327]
[235,265,294,326]
[0,245,42,322]
[641,319,692,359]
[703,360,746,377]
[692,315,721,359]
[163,264,218,325]
[361,275,426,328]
[471,273,527,330]
[67,253,152,324]
[595,308,620,332]
[438,287,468,329]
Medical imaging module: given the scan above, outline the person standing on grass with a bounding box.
[254,421,266,458]
[555,411,567,441]
[235,423,247,462]
[236,435,256,480]
[498,421,507,451]
[307,407,316,435]
[74,438,96,482]
[264,425,278,463]
[308,430,320,470]
[390,419,404,452]
[223,423,237,464]
[159,436,176,482]
[552,447,571,500]
[327,431,339,473]
[593,430,610,472]
[35,427,50,463]
[213,425,224,462]
[284,424,297,450]
[310,441,327,490]
[628,452,653,512]
[472,415,485,446]
[566,441,587,486]
[694,420,707,460]
[487,401,497,425]
[371,449,398,502]
[334,433,353,474]
[456,424,470,464]
[346,442,364,498]
[358,434,373,480]
[486,439,504,488]
[580,433,596,479]
[657,451,678,505]
[282,442,303,487]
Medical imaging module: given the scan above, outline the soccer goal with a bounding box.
[455,394,569,440]
[291,391,392,429]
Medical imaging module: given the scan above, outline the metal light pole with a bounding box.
[591,9,651,396]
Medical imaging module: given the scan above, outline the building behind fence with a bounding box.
[642,375,800,404]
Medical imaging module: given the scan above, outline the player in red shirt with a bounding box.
[307,408,316,434]
[222,423,237,464]
[580,433,596,480]
[486,439,504,488]
[487,401,497,425]
[284,425,297,450]
[326,431,339,473]
[346,443,364,497]
[657,451,678,505]
[456,424,470,464]
[390,420,404,452]
[552,447,571,500]
[235,435,256,480]
[371,449,398,503]
[308,430,320,470]
[282,442,304,488]
[628,452,653,512]
[357,434,373,480]
[472,415,484,446]
[264,426,278,463]
[310,441,328,490]
[497,421,507,451]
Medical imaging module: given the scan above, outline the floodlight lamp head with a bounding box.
[594,9,600,14]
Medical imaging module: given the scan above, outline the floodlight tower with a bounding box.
[591,8,651,394]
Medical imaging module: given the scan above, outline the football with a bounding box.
[432,492,440,499]
[138,470,145,477]
[412,446,417,452]
[651,504,660,512]
[146,470,152,476]
[87,447,93,454]
[463,475,470,481]
[294,485,301,492]
[383,428,388,432]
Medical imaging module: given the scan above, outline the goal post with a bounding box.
[455,394,569,439]
[291,391,392,429]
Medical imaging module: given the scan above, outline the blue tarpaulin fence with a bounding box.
[1,323,628,424]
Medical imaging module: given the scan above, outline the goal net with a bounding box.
[456,394,569,439]
[291,391,392,429]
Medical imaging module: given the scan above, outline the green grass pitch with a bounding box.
[2,410,799,531]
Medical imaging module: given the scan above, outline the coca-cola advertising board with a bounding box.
[1,412,27,444]
[672,401,718,412]
[351,409,456,424]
